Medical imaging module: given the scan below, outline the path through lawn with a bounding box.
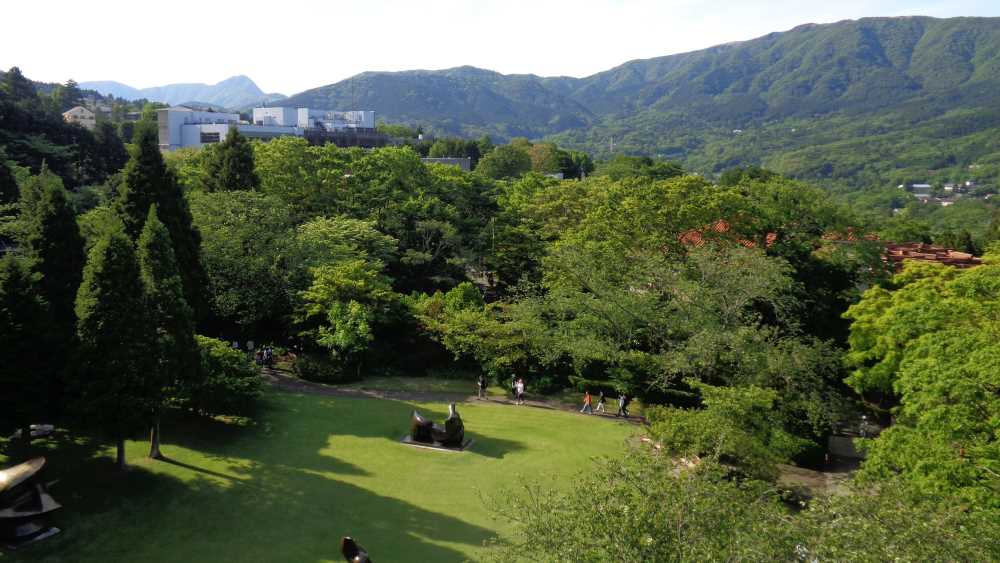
[4,390,634,562]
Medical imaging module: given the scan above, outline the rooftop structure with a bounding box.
[63,106,96,130]
[884,242,982,269]
[159,106,381,151]
[421,157,472,171]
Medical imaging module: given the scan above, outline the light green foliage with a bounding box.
[188,190,295,329]
[475,144,531,179]
[845,256,1000,507]
[490,452,1000,562]
[648,382,809,479]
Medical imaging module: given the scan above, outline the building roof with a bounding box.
[677,219,777,249]
[884,242,982,269]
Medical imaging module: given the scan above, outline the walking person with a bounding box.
[580,390,593,414]
[515,378,526,405]
[617,392,626,418]
[595,391,606,414]
[510,375,517,401]
[477,374,488,400]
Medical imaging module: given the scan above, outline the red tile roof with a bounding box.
[883,242,982,269]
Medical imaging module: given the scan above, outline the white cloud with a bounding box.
[0,0,995,95]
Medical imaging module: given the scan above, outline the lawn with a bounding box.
[1,390,634,562]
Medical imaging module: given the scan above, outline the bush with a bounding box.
[181,335,262,416]
[293,352,362,384]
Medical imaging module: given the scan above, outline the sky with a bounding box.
[2,0,998,95]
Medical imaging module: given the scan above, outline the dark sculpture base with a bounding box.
[1,526,60,551]
[0,458,62,551]
[400,435,474,452]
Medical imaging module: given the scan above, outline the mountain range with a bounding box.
[277,16,1000,185]
[76,16,1000,186]
[79,75,285,110]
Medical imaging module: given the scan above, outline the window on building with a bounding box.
[200,132,221,144]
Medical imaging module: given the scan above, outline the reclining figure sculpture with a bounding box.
[0,457,61,548]
[340,536,372,562]
[409,403,465,447]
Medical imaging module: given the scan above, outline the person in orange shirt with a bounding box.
[580,390,593,414]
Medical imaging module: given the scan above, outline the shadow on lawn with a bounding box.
[3,412,499,562]
[297,395,528,461]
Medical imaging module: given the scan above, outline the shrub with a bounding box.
[180,335,262,416]
[293,352,362,384]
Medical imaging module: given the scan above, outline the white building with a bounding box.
[297,109,375,130]
[160,106,376,151]
[63,106,97,130]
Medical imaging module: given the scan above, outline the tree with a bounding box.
[0,157,17,206]
[51,79,82,112]
[137,206,197,459]
[116,121,209,320]
[93,120,128,178]
[204,126,259,192]
[2,67,38,105]
[0,255,47,451]
[475,144,532,179]
[74,227,155,470]
[18,167,86,374]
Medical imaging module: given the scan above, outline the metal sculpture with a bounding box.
[0,457,61,549]
[341,536,372,562]
[409,403,465,447]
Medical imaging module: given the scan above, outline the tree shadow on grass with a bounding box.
[292,394,528,460]
[5,441,497,562]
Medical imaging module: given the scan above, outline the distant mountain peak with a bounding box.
[79,75,284,110]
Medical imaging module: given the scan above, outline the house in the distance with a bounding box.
[62,106,96,130]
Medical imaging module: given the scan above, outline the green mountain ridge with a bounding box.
[280,16,1000,186]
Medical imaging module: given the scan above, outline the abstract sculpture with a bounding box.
[340,536,372,562]
[410,403,465,448]
[0,457,61,549]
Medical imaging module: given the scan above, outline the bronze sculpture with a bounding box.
[340,536,371,562]
[409,403,465,447]
[0,457,61,549]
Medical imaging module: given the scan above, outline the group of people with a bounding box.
[254,346,275,367]
[580,390,630,418]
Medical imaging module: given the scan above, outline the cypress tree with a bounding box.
[115,120,209,321]
[137,205,197,459]
[75,227,155,470]
[205,126,259,192]
[0,158,17,206]
[0,254,47,453]
[18,166,86,381]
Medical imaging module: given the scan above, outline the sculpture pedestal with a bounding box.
[399,435,474,452]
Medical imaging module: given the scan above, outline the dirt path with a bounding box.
[262,367,645,424]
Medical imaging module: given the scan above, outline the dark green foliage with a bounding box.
[292,352,363,384]
[204,126,259,192]
[0,255,47,436]
[74,226,155,463]
[18,167,85,352]
[116,121,209,320]
[115,121,172,239]
[92,120,128,178]
[0,157,17,206]
[138,206,198,403]
[180,335,261,416]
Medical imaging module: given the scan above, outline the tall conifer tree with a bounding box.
[204,126,259,192]
[18,166,85,398]
[75,227,155,470]
[115,121,209,320]
[137,206,197,459]
[0,255,47,452]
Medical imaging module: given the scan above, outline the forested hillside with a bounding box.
[282,16,1000,187]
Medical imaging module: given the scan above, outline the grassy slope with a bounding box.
[2,391,633,563]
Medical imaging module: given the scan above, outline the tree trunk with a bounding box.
[148,417,164,460]
[116,436,127,470]
[21,423,32,455]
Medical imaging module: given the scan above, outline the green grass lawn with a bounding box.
[340,376,508,397]
[1,390,634,562]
